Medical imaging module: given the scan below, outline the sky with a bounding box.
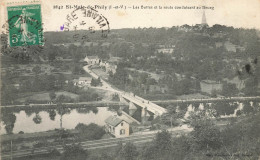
[1,0,260,32]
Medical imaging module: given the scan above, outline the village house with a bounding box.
[100,42,111,48]
[99,57,121,74]
[83,42,98,47]
[223,77,245,91]
[52,42,81,48]
[84,56,100,65]
[156,48,174,55]
[74,77,92,86]
[105,116,130,138]
[215,42,223,48]
[200,80,223,94]
[224,41,237,52]
[212,32,225,38]
[149,85,169,94]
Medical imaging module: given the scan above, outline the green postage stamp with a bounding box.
[7,4,43,47]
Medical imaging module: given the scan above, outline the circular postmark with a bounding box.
[1,4,45,60]
[61,6,110,42]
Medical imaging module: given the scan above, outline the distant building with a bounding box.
[74,77,92,86]
[215,42,223,48]
[212,32,225,39]
[105,116,130,138]
[223,77,245,90]
[101,42,111,47]
[236,46,246,52]
[83,42,98,47]
[156,48,174,54]
[149,85,169,94]
[224,41,237,52]
[201,10,207,26]
[99,57,121,74]
[13,84,20,89]
[108,57,122,64]
[200,80,223,94]
[52,42,81,47]
[85,56,100,65]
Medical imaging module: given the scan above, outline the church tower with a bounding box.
[201,10,207,25]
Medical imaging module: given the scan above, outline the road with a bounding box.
[1,126,192,160]
[83,65,119,93]
[152,96,260,104]
[1,101,127,108]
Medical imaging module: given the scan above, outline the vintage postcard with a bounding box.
[0,0,260,159]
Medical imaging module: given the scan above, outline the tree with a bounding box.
[49,91,56,101]
[75,123,105,140]
[61,144,88,160]
[2,112,16,134]
[243,77,258,96]
[143,130,173,160]
[119,142,139,160]
[48,109,56,121]
[112,93,120,101]
[154,130,172,152]
[221,82,238,96]
[33,113,42,124]
[191,119,222,150]
[242,102,254,114]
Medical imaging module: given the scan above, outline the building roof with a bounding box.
[108,57,122,63]
[201,80,220,84]
[105,116,125,127]
[79,77,92,81]
[157,48,174,54]
[86,56,99,60]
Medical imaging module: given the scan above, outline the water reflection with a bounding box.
[1,111,16,134]
[0,107,116,134]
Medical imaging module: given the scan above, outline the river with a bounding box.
[0,107,117,135]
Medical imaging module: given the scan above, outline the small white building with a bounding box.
[85,56,100,65]
[200,80,223,94]
[74,77,92,86]
[156,48,174,54]
[105,116,130,138]
[224,41,237,52]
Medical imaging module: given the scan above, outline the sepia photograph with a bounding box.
[0,0,260,159]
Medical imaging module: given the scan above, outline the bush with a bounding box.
[61,144,88,160]
[75,123,105,140]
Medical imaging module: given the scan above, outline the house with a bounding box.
[156,48,174,54]
[223,77,245,90]
[236,46,246,52]
[200,80,223,94]
[108,57,122,64]
[13,84,20,89]
[215,42,223,48]
[106,64,117,74]
[99,58,119,74]
[224,41,237,52]
[101,42,111,47]
[77,77,92,86]
[212,32,225,38]
[149,85,169,94]
[105,116,130,138]
[84,56,100,65]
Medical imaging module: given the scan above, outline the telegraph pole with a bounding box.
[11,140,13,160]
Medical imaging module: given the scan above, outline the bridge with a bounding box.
[83,65,167,124]
[120,92,166,114]
[119,92,167,123]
